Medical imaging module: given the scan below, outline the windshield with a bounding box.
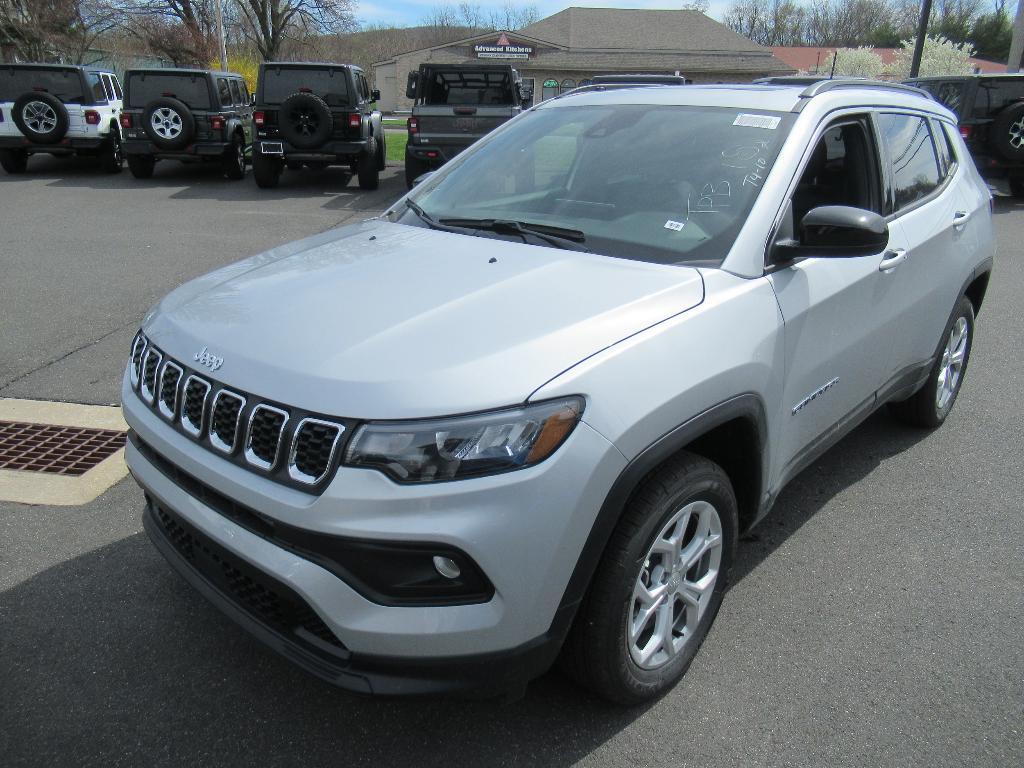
[400,104,794,265]
[0,68,84,103]
[127,72,211,109]
[261,67,350,106]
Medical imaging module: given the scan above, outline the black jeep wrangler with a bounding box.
[905,73,1024,195]
[251,62,385,189]
[120,68,252,180]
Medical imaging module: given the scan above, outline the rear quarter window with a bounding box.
[217,78,231,107]
[88,73,107,103]
[126,73,212,109]
[973,79,1024,120]
[260,67,351,106]
[0,68,85,103]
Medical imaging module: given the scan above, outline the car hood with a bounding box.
[144,220,705,418]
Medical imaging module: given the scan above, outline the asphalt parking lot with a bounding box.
[1,156,1022,767]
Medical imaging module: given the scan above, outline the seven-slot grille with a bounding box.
[128,332,346,491]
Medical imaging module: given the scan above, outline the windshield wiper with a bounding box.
[405,199,454,232]
[438,217,590,252]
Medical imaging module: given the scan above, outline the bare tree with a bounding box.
[486,1,538,30]
[1,0,121,63]
[724,0,807,46]
[231,0,356,60]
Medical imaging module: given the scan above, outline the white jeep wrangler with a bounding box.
[0,63,124,174]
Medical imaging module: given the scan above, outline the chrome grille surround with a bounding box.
[180,375,211,437]
[209,390,246,455]
[140,347,163,404]
[288,418,344,485]
[157,361,183,421]
[130,333,348,492]
[244,404,290,471]
[130,333,147,388]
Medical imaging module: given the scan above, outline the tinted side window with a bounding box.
[229,79,242,105]
[217,77,231,107]
[877,113,941,212]
[974,79,1024,120]
[101,75,114,101]
[88,73,107,103]
[110,75,122,100]
[238,80,249,103]
[932,120,954,178]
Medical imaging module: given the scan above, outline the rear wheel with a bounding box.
[222,133,246,180]
[253,149,282,188]
[99,130,123,173]
[405,152,431,189]
[889,295,975,428]
[127,155,155,179]
[358,137,380,190]
[560,452,737,704]
[0,148,28,174]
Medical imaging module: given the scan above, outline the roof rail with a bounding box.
[753,76,931,100]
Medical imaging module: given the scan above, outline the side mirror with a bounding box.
[370,88,380,102]
[406,72,419,100]
[773,205,888,262]
[411,171,434,188]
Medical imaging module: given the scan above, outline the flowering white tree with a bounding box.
[893,35,976,78]
[830,46,885,78]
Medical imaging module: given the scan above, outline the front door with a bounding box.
[767,115,900,483]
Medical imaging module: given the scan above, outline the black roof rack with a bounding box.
[753,76,931,100]
[590,74,690,86]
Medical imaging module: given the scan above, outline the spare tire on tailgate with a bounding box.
[278,92,333,149]
[143,97,195,150]
[12,92,69,145]
[990,102,1024,161]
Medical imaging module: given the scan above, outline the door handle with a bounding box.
[879,248,908,272]
[952,210,970,230]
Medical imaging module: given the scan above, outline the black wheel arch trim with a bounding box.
[549,393,768,640]
[963,255,993,316]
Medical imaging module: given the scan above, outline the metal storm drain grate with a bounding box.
[0,420,127,476]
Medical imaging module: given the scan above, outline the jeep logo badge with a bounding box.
[194,346,224,372]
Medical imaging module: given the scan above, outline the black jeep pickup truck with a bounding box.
[252,62,385,189]
[404,64,529,188]
[120,68,252,180]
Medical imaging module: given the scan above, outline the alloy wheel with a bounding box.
[151,108,183,140]
[23,101,57,134]
[1010,117,1024,149]
[627,500,723,669]
[936,316,969,412]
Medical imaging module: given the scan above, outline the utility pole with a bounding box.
[1008,0,1024,73]
[214,0,228,71]
[909,0,934,78]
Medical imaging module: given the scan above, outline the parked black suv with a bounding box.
[251,62,384,189]
[120,68,252,180]
[905,74,1024,195]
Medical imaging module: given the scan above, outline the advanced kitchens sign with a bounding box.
[474,33,533,59]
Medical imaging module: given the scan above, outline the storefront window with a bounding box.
[560,79,577,91]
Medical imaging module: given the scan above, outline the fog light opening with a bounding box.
[432,555,461,579]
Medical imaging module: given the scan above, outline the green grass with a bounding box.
[383,117,407,127]
[385,131,408,163]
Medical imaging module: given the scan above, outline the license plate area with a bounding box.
[261,141,284,155]
[453,117,477,131]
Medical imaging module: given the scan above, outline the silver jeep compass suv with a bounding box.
[123,79,994,703]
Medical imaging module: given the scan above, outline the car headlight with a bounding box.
[345,396,585,483]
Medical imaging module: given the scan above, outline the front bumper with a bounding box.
[123,374,626,693]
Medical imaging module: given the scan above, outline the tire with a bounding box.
[377,133,387,171]
[0,148,28,174]
[358,137,380,190]
[143,97,195,151]
[405,151,431,189]
[560,452,738,704]
[127,155,155,179]
[989,102,1024,162]
[222,133,246,180]
[278,92,333,149]
[253,148,282,189]
[99,129,123,173]
[888,295,975,428]
[12,91,69,145]
[1010,177,1024,198]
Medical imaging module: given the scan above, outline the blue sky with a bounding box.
[357,1,732,28]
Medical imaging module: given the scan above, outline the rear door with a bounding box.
[767,113,901,481]
[879,113,984,384]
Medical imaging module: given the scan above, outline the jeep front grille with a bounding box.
[129,334,347,492]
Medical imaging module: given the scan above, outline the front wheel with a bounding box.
[358,138,380,190]
[889,295,975,428]
[560,452,737,704]
[0,148,28,174]
[253,150,282,189]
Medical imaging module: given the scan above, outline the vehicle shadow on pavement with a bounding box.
[0,413,930,767]
[730,410,930,586]
[0,155,405,210]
